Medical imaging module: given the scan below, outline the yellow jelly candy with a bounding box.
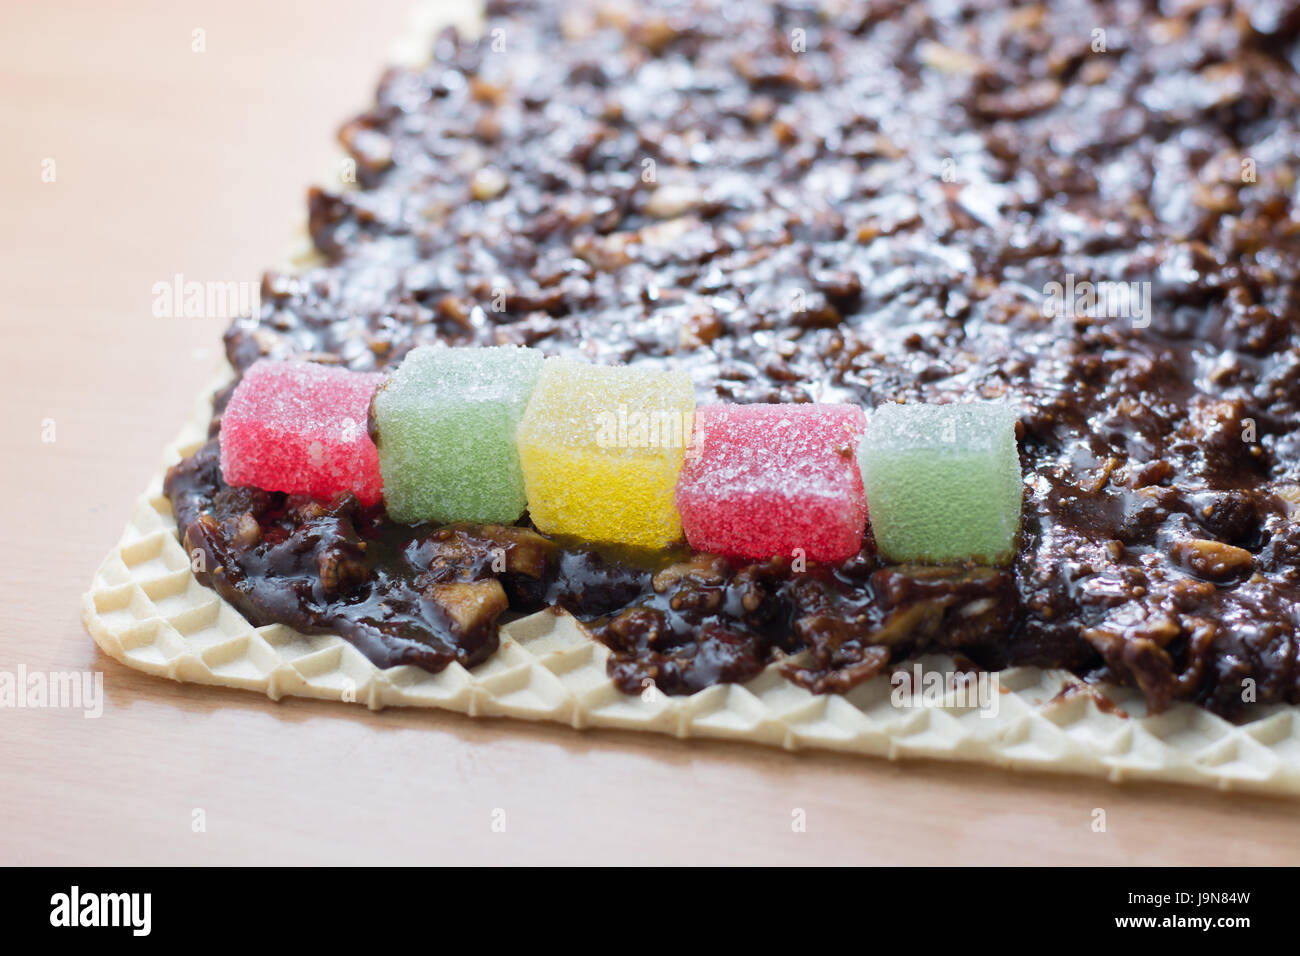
[516,358,695,548]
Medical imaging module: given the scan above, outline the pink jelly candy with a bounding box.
[676,403,868,562]
[219,360,387,505]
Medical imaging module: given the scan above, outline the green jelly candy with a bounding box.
[857,402,1023,565]
[373,345,544,524]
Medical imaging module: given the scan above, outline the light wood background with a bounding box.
[1,0,1297,866]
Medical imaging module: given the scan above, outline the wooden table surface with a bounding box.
[2,0,1297,866]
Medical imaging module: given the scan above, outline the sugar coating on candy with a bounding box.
[516,358,695,548]
[220,360,387,505]
[372,345,544,524]
[676,403,868,562]
[857,402,1023,565]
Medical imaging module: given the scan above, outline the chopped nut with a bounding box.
[644,183,701,219]
[1128,459,1174,488]
[233,512,261,548]
[474,114,502,143]
[1170,537,1254,582]
[435,294,474,329]
[476,525,556,578]
[427,525,557,581]
[593,0,633,31]
[769,117,799,146]
[421,198,452,222]
[678,308,724,349]
[637,216,695,247]
[975,79,1062,119]
[918,40,989,76]
[318,547,367,596]
[1192,182,1241,215]
[1080,59,1113,85]
[339,121,393,173]
[560,10,596,40]
[452,145,484,175]
[740,586,765,614]
[1085,456,1120,493]
[1275,484,1300,516]
[1149,16,1186,43]
[573,232,635,271]
[632,15,677,53]
[470,166,509,201]
[426,530,485,580]
[426,580,508,636]
[959,597,997,617]
[652,553,730,593]
[250,328,288,357]
[669,588,723,613]
[469,77,507,105]
[287,499,329,522]
[745,96,776,124]
[1005,5,1045,30]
